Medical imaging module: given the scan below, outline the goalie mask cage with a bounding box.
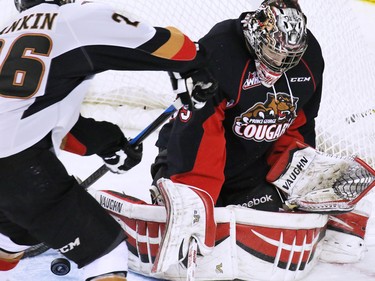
[1,0,374,168]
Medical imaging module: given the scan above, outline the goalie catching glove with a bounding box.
[99,138,143,174]
[266,140,375,213]
[169,68,218,111]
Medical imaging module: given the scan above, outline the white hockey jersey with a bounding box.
[0,1,200,157]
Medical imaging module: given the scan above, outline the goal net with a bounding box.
[85,0,375,168]
[1,0,374,168]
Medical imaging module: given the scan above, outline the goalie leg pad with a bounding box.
[320,198,372,263]
[95,196,327,280]
[230,206,328,281]
[90,188,328,281]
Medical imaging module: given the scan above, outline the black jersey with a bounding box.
[156,13,324,203]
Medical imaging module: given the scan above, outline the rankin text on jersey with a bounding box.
[0,13,58,34]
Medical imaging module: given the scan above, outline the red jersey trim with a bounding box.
[171,101,227,202]
[60,132,87,156]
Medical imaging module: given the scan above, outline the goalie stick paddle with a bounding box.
[80,98,183,189]
[22,98,183,260]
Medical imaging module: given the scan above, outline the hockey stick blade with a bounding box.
[22,242,51,259]
[80,99,182,189]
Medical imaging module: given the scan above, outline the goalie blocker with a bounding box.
[89,179,328,281]
[267,140,375,213]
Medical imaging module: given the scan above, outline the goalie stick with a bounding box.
[186,238,198,281]
[22,98,183,259]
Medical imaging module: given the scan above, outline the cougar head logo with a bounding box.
[239,92,298,123]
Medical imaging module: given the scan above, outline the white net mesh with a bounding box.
[83,0,375,167]
[304,1,375,167]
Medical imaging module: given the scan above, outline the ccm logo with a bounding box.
[290,77,311,82]
[59,237,80,253]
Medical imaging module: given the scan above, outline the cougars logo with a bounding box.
[233,92,299,142]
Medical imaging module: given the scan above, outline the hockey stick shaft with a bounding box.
[130,101,181,145]
[80,98,183,189]
[186,238,198,281]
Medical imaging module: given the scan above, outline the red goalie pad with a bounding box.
[89,187,328,281]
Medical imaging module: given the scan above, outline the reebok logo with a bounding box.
[239,194,273,208]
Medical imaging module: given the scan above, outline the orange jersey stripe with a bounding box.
[152,27,197,61]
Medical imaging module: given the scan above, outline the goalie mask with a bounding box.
[14,0,74,12]
[243,0,308,87]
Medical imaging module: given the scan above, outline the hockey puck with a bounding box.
[50,258,71,276]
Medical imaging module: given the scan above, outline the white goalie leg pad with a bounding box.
[320,198,372,263]
[89,188,229,280]
[231,206,328,281]
[90,188,328,281]
[267,140,375,213]
[87,189,166,277]
[151,178,216,273]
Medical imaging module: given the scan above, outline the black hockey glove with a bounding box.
[169,68,218,111]
[100,139,143,174]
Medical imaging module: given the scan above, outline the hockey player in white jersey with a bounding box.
[0,0,216,280]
